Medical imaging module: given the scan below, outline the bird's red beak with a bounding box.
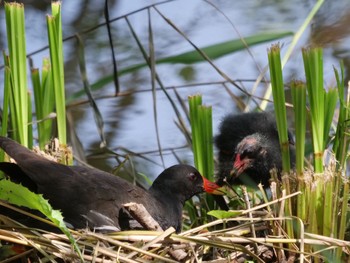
[230,153,250,178]
[202,176,225,195]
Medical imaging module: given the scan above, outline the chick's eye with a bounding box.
[245,149,254,156]
[188,172,197,181]
[242,146,260,159]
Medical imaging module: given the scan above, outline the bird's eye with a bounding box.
[242,146,262,159]
[188,172,197,181]
[241,149,251,158]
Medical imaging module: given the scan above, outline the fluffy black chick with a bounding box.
[215,112,295,187]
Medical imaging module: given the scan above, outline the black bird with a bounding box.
[0,136,221,233]
[215,112,295,187]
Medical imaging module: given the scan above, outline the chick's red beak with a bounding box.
[202,176,225,195]
[230,153,251,178]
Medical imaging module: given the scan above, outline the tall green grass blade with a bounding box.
[267,44,292,173]
[290,80,306,175]
[323,89,338,148]
[260,0,325,110]
[31,68,45,147]
[5,2,29,146]
[199,105,214,181]
[189,95,203,171]
[307,184,319,234]
[301,48,343,254]
[47,2,66,144]
[322,174,333,237]
[1,64,10,138]
[27,92,33,149]
[333,63,350,169]
[291,80,306,222]
[41,58,55,143]
[267,43,294,246]
[188,95,216,214]
[302,48,327,241]
[332,62,350,259]
[0,59,11,165]
[302,47,324,173]
[337,181,349,259]
[31,59,54,148]
[31,68,42,117]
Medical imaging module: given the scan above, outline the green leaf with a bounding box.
[0,179,64,225]
[207,209,241,219]
[156,32,292,64]
[67,31,293,102]
[0,180,83,260]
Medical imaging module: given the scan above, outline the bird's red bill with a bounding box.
[202,177,224,195]
[231,154,249,177]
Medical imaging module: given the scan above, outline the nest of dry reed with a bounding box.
[1,192,349,263]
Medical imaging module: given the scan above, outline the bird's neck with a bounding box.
[148,187,183,232]
[149,187,184,211]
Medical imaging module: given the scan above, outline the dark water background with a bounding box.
[0,0,349,183]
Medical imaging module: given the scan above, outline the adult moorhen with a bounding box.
[215,111,295,187]
[0,136,221,233]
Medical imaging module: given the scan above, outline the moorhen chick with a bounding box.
[0,136,220,233]
[215,112,295,187]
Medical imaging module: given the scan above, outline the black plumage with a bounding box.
[0,136,219,233]
[215,112,295,187]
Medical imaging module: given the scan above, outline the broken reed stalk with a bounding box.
[332,64,350,259]
[302,47,325,241]
[268,45,349,261]
[290,80,307,223]
[4,2,29,147]
[188,94,214,182]
[332,63,350,169]
[189,95,203,171]
[302,47,339,245]
[267,44,292,173]
[290,80,306,175]
[3,2,67,150]
[267,43,294,245]
[302,47,325,173]
[188,94,216,218]
[47,1,67,145]
[266,44,349,261]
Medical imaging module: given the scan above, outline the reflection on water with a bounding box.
[0,0,349,182]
